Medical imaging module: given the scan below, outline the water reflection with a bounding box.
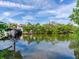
[0,34,78,59]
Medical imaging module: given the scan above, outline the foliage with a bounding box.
[0,49,22,59]
[0,23,8,29]
[69,0,79,25]
[23,23,77,34]
[0,23,8,38]
[8,23,17,29]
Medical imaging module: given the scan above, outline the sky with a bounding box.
[0,0,76,24]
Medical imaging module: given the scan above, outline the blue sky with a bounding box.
[0,0,76,24]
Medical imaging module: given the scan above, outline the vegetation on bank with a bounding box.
[0,22,78,35]
[0,23,8,38]
[23,23,77,34]
[0,49,22,59]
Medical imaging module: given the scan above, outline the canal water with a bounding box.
[0,34,79,59]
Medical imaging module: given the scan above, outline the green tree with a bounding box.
[0,23,8,38]
[69,0,79,25]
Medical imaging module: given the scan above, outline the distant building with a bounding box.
[17,24,23,32]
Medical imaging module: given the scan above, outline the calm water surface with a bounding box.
[0,34,78,59]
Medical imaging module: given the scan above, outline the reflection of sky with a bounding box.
[0,40,75,59]
[0,0,76,24]
[0,40,13,50]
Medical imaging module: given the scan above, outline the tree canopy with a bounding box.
[69,0,79,25]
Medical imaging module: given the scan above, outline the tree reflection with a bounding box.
[23,34,74,43]
[23,34,79,59]
[69,33,79,59]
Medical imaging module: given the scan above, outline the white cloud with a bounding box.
[2,11,24,18]
[31,0,54,10]
[0,12,32,24]
[55,13,69,18]
[0,1,34,10]
[3,18,26,24]
[22,15,37,23]
[1,18,15,23]
[60,0,64,3]
[3,12,11,17]
[38,10,56,15]
[36,2,76,18]
[7,15,37,24]
[23,15,35,20]
[55,2,76,18]
[36,10,56,17]
[0,17,20,24]
[0,0,76,24]
[39,2,76,24]
[0,0,53,10]
[7,18,15,23]
[0,17,4,21]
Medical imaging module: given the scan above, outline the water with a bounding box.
[0,34,79,59]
